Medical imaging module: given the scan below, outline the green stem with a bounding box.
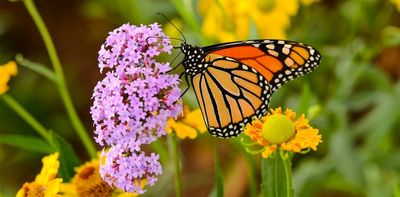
[1,94,52,144]
[15,54,58,82]
[22,0,96,158]
[244,153,258,197]
[280,149,293,197]
[261,149,293,197]
[169,133,182,197]
[273,152,279,197]
[213,139,224,197]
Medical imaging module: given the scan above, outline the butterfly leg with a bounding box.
[180,73,191,97]
[173,73,190,105]
[167,52,183,73]
[173,85,189,104]
[179,72,186,79]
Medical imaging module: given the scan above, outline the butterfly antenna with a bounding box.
[146,36,184,43]
[157,13,187,43]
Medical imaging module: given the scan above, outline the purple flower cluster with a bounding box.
[91,23,182,193]
[100,145,162,193]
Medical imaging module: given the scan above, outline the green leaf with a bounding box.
[394,178,400,197]
[293,159,334,197]
[170,0,200,32]
[0,134,55,153]
[261,152,292,197]
[49,132,81,181]
[297,83,312,115]
[382,26,400,47]
[330,131,365,186]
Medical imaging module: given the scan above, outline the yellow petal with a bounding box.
[0,61,17,95]
[184,109,207,133]
[166,119,176,134]
[392,0,400,12]
[301,0,319,6]
[114,193,139,197]
[0,74,12,84]
[0,61,17,76]
[35,153,60,185]
[173,122,198,139]
[0,85,9,95]
[197,0,212,15]
[16,185,27,197]
[59,183,78,197]
[281,128,322,152]
[44,178,63,197]
[261,145,277,158]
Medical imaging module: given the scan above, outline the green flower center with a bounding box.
[262,114,295,144]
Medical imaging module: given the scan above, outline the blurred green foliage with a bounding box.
[1,0,400,196]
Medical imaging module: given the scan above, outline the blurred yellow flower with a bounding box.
[166,106,207,139]
[60,157,139,197]
[198,0,318,42]
[71,159,113,197]
[392,0,400,12]
[16,153,63,197]
[243,107,322,158]
[0,61,18,95]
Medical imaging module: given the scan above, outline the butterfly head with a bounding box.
[181,43,205,76]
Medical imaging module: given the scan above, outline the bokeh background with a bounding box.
[1,0,400,196]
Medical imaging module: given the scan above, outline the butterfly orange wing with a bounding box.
[192,54,270,138]
[192,40,321,137]
[205,40,321,92]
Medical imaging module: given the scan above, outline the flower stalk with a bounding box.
[169,133,182,197]
[280,149,293,197]
[213,140,224,197]
[2,94,52,144]
[22,0,96,158]
[261,149,293,197]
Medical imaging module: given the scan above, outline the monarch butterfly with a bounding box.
[176,39,321,138]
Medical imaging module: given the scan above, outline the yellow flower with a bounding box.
[59,158,139,197]
[0,61,18,95]
[16,153,63,197]
[71,159,113,197]
[392,0,400,12]
[198,0,318,42]
[243,107,322,158]
[166,106,207,139]
[58,183,77,197]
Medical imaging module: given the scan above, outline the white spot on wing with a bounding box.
[266,44,275,49]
